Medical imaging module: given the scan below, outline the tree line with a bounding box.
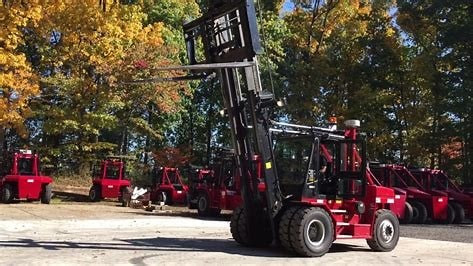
[0,0,471,184]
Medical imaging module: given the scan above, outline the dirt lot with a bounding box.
[0,203,472,265]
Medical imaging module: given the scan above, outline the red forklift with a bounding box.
[370,164,449,223]
[410,168,473,223]
[0,149,53,204]
[150,167,189,205]
[187,150,261,216]
[89,157,131,203]
[145,0,400,256]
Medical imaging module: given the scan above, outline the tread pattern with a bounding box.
[230,206,249,245]
[230,205,272,247]
[41,184,52,204]
[278,206,302,253]
[289,207,334,257]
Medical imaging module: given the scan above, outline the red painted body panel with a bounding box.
[90,159,131,200]
[371,165,449,221]
[2,175,52,200]
[1,151,53,201]
[150,167,188,204]
[299,184,396,239]
[411,169,473,219]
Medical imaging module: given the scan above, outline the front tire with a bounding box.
[41,184,52,204]
[443,203,455,224]
[367,209,400,252]
[1,184,13,203]
[230,205,272,247]
[197,192,211,216]
[89,185,101,202]
[278,206,302,253]
[289,207,334,257]
[400,201,413,224]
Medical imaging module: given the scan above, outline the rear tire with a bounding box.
[451,202,465,224]
[400,202,413,224]
[367,209,400,252]
[89,185,101,202]
[1,184,13,203]
[443,203,455,224]
[41,184,52,204]
[120,187,130,207]
[230,205,272,247]
[197,192,211,216]
[289,207,334,257]
[278,206,302,253]
[410,201,428,224]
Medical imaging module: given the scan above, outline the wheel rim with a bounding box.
[90,190,95,200]
[306,219,325,246]
[379,219,394,243]
[198,196,207,211]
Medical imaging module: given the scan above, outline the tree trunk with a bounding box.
[205,106,213,165]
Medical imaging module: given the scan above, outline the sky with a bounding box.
[282,1,295,11]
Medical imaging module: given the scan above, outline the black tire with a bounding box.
[230,205,272,247]
[119,187,129,206]
[1,184,13,203]
[443,203,455,224]
[289,207,334,257]
[367,209,400,252]
[120,187,130,207]
[197,192,211,216]
[451,202,465,224]
[410,201,428,224]
[211,208,222,216]
[400,202,413,224]
[230,206,250,245]
[89,185,101,202]
[278,206,303,253]
[41,184,52,204]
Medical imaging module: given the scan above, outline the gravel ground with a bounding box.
[401,223,473,243]
[1,214,473,265]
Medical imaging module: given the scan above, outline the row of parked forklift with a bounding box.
[85,121,472,225]
[1,131,471,226]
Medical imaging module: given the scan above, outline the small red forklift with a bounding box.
[411,168,472,223]
[370,164,449,223]
[188,150,256,216]
[89,157,131,203]
[0,149,53,204]
[150,167,189,205]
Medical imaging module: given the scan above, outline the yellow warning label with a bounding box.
[335,200,342,204]
[265,162,272,169]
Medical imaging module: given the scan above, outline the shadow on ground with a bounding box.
[0,236,367,260]
[52,191,90,202]
[125,209,233,221]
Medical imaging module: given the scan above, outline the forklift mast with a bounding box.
[183,0,284,232]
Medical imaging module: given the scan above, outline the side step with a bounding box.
[337,235,353,239]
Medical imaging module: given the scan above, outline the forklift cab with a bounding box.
[273,134,367,201]
[89,158,131,202]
